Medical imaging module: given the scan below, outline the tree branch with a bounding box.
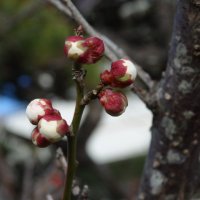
[62,63,86,200]
[138,1,200,199]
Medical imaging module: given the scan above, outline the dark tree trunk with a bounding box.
[138,1,200,199]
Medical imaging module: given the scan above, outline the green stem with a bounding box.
[62,64,85,200]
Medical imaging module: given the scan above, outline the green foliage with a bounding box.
[0,0,21,14]
[15,9,72,66]
[0,0,73,83]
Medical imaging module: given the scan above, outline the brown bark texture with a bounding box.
[138,1,200,199]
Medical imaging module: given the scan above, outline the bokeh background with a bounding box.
[0,0,175,199]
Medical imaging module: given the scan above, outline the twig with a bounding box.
[81,83,104,105]
[47,0,154,90]
[47,0,72,17]
[131,83,148,103]
[62,62,86,200]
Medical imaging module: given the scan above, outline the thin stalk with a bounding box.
[62,64,85,200]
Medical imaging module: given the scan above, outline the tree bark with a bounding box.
[138,1,200,199]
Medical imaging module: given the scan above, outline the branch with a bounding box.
[138,1,200,199]
[46,0,154,90]
[62,63,86,200]
[81,83,104,105]
[46,0,72,17]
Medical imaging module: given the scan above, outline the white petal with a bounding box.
[26,99,45,122]
[122,59,137,80]
[66,41,86,56]
[39,119,62,142]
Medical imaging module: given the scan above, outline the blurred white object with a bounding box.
[86,94,152,164]
[38,72,54,89]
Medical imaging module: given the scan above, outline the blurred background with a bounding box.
[0,0,175,199]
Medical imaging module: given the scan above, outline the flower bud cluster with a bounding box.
[26,99,70,148]
[98,59,137,116]
[64,36,104,64]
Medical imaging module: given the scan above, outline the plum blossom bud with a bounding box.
[110,59,137,88]
[98,89,128,116]
[100,70,114,85]
[31,127,50,148]
[64,36,104,64]
[38,114,70,142]
[80,37,104,64]
[64,36,85,61]
[26,98,54,125]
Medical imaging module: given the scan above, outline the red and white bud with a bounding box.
[79,37,104,64]
[64,36,86,61]
[100,70,114,85]
[26,98,54,125]
[98,89,128,116]
[31,127,50,148]
[110,59,137,88]
[64,36,104,64]
[38,114,70,142]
